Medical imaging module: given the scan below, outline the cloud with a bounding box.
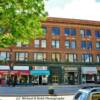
[45,0,100,21]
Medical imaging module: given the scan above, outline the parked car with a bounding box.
[73,86,100,100]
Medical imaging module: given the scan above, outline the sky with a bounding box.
[45,0,100,21]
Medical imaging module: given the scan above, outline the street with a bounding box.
[0,85,79,95]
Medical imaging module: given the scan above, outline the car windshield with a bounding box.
[74,92,88,100]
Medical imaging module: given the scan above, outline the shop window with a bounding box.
[81,54,93,63]
[96,54,100,63]
[16,52,28,61]
[0,52,9,61]
[34,40,39,48]
[41,40,47,48]
[66,53,77,62]
[34,53,46,61]
[52,40,60,48]
[71,41,76,48]
[95,31,100,38]
[52,75,59,83]
[81,41,86,49]
[52,27,60,35]
[51,53,60,62]
[96,42,100,50]
[65,40,70,48]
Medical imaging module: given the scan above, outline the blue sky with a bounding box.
[45,0,100,21]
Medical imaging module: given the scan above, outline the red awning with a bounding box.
[18,70,30,75]
[10,71,20,75]
[0,71,10,75]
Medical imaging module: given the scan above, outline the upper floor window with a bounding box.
[96,42,100,49]
[51,53,60,62]
[86,30,91,37]
[81,54,93,63]
[0,52,9,61]
[71,41,76,48]
[65,53,77,62]
[42,27,47,35]
[81,41,86,49]
[80,29,91,38]
[96,54,100,63]
[80,30,85,38]
[95,31,100,38]
[34,40,39,48]
[52,40,60,48]
[16,52,28,61]
[65,40,70,48]
[87,41,92,49]
[34,53,46,61]
[64,28,76,36]
[41,40,47,48]
[52,27,60,35]
[16,42,28,48]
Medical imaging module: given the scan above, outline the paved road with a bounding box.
[0,85,79,95]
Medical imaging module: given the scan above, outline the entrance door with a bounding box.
[39,76,42,85]
[68,72,75,85]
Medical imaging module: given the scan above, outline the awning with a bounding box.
[30,70,50,76]
[0,71,10,75]
[10,70,30,75]
[81,67,97,74]
[0,65,10,70]
[13,66,29,70]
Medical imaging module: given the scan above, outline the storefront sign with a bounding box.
[97,67,100,70]
[13,66,29,70]
[0,65,10,70]
[33,66,47,70]
[30,70,50,76]
[81,67,97,74]
[19,70,30,75]
[64,67,78,71]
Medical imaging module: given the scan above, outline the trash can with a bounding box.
[48,86,55,95]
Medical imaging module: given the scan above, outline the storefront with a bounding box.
[81,67,97,83]
[12,66,30,84]
[96,67,100,83]
[30,66,50,85]
[64,67,79,85]
[0,65,10,86]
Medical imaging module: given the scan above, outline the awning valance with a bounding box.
[81,67,97,74]
[30,70,50,76]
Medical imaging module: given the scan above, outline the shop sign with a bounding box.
[13,66,29,70]
[30,70,50,76]
[81,67,97,74]
[0,65,10,70]
[33,66,47,70]
[97,67,100,70]
[19,70,30,75]
[64,67,78,71]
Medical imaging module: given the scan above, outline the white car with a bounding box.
[73,86,100,100]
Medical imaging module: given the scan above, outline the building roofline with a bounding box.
[43,17,100,26]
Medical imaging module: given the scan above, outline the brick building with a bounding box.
[0,17,100,85]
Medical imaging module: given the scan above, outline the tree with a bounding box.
[0,0,47,47]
